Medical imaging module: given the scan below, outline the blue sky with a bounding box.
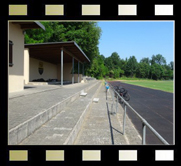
[97,21,174,64]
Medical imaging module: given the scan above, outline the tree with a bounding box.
[150,63,163,80]
[100,54,106,62]
[88,58,99,78]
[25,22,54,43]
[125,56,138,77]
[58,22,102,62]
[140,57,150,64]
[136,62,150,78]
[162,65,173,80]
[104,56,113,71]
[87,54,108,79]
[25,22,102,75]
[150,54,166,66]
[104,52,125,78]
[113,68,124,78]
[109,70,114,78]
[110,52,121,68]
[99,64,108,78]
[169,61,174,70]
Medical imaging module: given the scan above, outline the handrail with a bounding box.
[106,81,169,145]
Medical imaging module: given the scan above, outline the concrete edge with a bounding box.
[8,80,100,145]
[28,82,48,85]
[119,104,142,143]
[63,81,102,145]
[107,89,142,144]
[9,80,97,99]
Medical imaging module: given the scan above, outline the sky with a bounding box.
[97,21,174,64]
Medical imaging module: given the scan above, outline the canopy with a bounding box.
[25,41,90,64]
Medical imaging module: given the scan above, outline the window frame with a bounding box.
[9,40,14,67]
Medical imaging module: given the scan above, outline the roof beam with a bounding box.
[62,47,83,64]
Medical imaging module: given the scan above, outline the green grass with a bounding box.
[107,77,150,81]
[120,80,174,93]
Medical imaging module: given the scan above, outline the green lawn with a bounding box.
[120,80,174,93]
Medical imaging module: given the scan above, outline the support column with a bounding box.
[78,61,80,83]
[82,62,84,76]
[72,57,74,84]
[61,48,63,86]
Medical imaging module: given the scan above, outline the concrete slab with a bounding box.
[19,82,102,145]
[74,84,142,145]
[93,98,99,102]
[8,80,100,145]
[9,80,143,145]
[80,92,87,96]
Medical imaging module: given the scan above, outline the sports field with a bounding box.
[120,80,174,93]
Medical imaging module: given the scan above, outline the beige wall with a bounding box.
[30,58,57,81]
[57,63,83,83]
[74,74,82,83]
[28,56,82,83]
[57,63,82,83]
[9,22,24,92]
[24,48,29,84]
[57,63,73,81]
[64,63,72,81]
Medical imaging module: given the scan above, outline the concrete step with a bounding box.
[19,81,102,145]
[27,82,48,85]
[9,80,100,145]
[74,84,142,145]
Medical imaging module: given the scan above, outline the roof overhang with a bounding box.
[25,41,90,64]
[12,21,45,30]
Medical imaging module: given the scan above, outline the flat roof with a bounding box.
[12,21,45,30]
[25,41,90,64]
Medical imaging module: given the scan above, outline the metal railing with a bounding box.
[106,81,169,145]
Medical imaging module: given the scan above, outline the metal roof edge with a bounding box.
[25,41,90,63]
[34,21,46,31]
[25,41,74,46]
[73,41,90,62]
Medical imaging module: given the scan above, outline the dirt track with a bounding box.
[108,81,174,145]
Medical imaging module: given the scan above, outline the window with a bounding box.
[9,40,13,67]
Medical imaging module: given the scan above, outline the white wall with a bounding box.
[9,22,24,92]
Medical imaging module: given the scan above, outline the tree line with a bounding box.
[25,22,101,63]
[25,22,173,80]
[89,52,173,80]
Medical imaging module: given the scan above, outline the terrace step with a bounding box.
[19,81,102,145]
[74,84,142,145]
[8,80,100,145]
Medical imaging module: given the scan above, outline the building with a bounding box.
[24,42,90,85]
[9,21,45,92]
[9,21,90,93]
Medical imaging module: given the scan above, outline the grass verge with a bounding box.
[119,80,174,93]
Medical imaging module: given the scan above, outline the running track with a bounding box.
[108,81,174,145]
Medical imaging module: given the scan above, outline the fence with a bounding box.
[106,81,169,145]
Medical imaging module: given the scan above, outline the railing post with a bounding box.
[111,89,115,113]
[142,123,146,145]
[123,104,127,135]
[116,95,118,113]
[105,85,109,100]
